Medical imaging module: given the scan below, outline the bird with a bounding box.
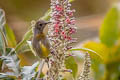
[32,20,51,79]
[32,20,50,59]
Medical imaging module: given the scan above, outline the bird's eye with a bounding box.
[39,24,42,26]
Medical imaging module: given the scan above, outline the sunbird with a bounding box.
[32,20,50,58]
[32,20,51,79]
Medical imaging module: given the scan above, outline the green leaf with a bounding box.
[83,41,110,62]
[0,9,6,30]
[0,9,7,47]
[0,73,16,80]
[21,61,39,80]
[4,24,17,48]
[100,6,119,47]
[69,48,103,61]
[0,9,7,55]
[0,48,20,76]
[15,28,33,53]
[65,56,78,79]
[0,29,6,54]
[27,41,36,56]
[17,43,31,54]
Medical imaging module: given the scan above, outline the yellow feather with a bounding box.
[39,42,49,57]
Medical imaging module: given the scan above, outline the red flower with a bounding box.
[67,36,72,40]
[67,11,73,16]
[55,5,63,11]
[65,18,71,24]
[61,31,65,35]
[54,24,59,29]
[55,29,59,33]
[63,34,67,39]
[69,28,76,34]
[71,20,75,24]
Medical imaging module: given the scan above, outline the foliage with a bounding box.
[100,7,119,47]
[4,24,17,48]
[81,4,120,80]
[0,48,20,76]
[21,62,39,80]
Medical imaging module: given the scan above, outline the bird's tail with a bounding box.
[36,59,45,79]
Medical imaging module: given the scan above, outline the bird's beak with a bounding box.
[45,21,51,24]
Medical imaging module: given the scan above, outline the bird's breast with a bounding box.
[32,34,50,58]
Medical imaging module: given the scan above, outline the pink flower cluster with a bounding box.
[49,0,77,50]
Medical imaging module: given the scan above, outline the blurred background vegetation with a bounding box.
[0,0,114,41]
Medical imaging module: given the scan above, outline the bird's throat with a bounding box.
[35,33,45,40]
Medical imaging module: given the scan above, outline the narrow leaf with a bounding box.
[0,9,7,55]
[17,43,31,54]
[0,29,6,54]
[4,24,17,48]
[70,48,103,61]
[21,61,39,80]
[0,9,6,30]
[27,41,36,56]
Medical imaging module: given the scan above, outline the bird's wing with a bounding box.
[39,38,50,57]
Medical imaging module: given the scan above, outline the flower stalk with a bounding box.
[46,0,76,79]
[78,53,91,80]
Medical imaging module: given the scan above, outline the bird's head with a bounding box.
[35,20,51,32]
